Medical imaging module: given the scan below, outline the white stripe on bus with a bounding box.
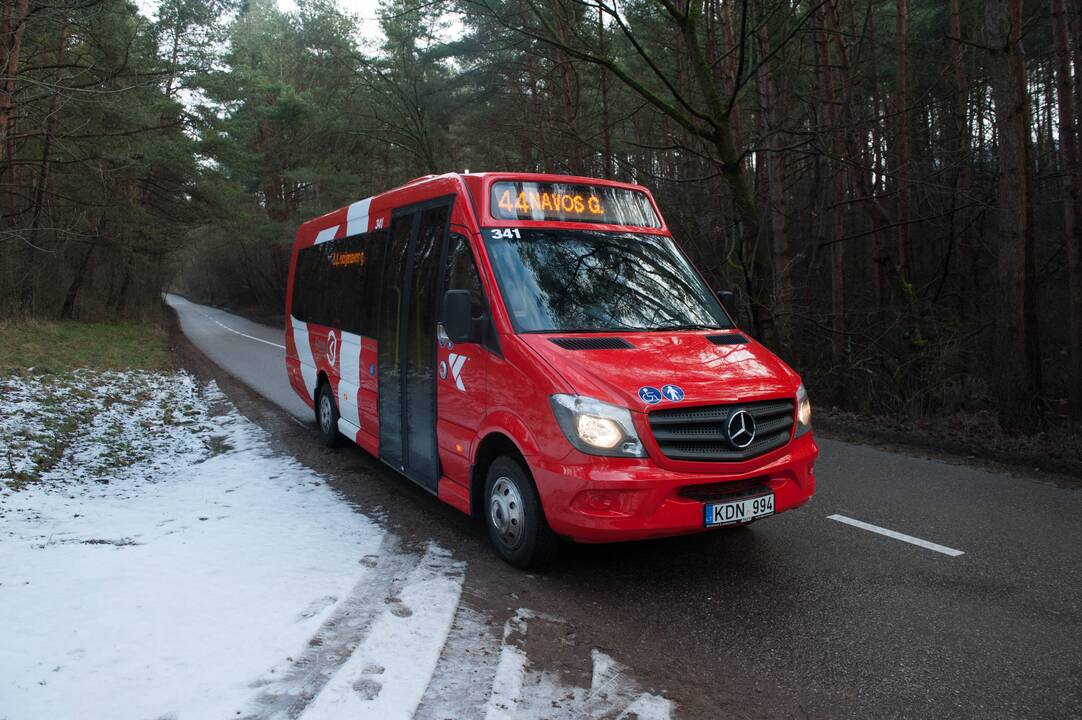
[338,331,363,428]
[347,197,373,236]
[314,225,340,245]
[290,316,318,401]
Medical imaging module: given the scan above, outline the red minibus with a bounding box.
[285,172,817,567]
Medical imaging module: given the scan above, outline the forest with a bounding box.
[0,0,1079,439]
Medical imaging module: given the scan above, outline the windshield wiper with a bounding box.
[652,322,726,331]
[524,325,640,334]
[532,326,631,335]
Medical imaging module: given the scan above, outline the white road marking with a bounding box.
[828,514,965,557]
[198,309,286,350]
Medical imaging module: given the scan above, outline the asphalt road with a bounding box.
[166,293,1082,719]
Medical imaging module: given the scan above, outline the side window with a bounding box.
[319,241,339,328]
[310,244,331,325]
[326,235,367,334]
[363,230,387,336]
[443,233,484,320]
[292,234,370,332]
[292,246,319,322]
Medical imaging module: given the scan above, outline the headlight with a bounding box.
[550,394,646,457]
[795,383,812,436]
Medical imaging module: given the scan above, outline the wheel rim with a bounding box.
[319,393,333,434]
[489,476,525,548]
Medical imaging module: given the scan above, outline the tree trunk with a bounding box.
[754,0,793,359]
[1054,0,1082,420]
[0,0,28,217]
[112,255,134,316]
[16,24,70,315]
[680,0,773,343]
[985,0,1043,425]
[1071,0,1082,154]
[815,2,846,366]
[551,0,582,174]
[598,5,612,178]
[947,0,972,318]
[60,242,95,320]
[894,0,912,287]
[718,0,743,146]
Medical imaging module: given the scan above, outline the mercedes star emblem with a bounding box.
[726,409,757,449]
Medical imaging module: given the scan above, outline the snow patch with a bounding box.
[0,370,675,719]
[0,372,387,719]
[0,370,214,491]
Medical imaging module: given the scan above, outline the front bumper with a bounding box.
[531,433,818,543]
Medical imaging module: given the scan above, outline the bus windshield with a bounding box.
[483,228,732,333]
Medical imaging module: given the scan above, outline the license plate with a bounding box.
[704,494,774,527]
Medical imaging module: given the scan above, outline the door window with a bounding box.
[377,214,414,467]
[404,205,449,484]
[443,233,484,320]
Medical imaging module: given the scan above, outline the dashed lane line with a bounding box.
[828,514,965,557]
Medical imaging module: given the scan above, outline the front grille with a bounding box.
[677,478,770,502]
[549,337,634,350]
[648,399,795,462]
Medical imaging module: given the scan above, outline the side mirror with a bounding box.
[443,289,479,343]
[716,289,736,317]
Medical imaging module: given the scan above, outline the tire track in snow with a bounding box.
[296,544,465,720]
[412,605,505,720]
[241,534,429,719]
[417,609,674,720]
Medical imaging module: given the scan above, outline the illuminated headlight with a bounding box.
[795,383,812,437]
[550,394,646,457]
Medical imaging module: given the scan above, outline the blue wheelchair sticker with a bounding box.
[661,384,685,402]
[638,386,663,404]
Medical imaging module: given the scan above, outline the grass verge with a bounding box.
[0,321,172,373]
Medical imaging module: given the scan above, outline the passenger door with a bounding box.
[377,198,452,491]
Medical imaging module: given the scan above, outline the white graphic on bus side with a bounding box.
[448,353,467,391]
[326,331,338,367]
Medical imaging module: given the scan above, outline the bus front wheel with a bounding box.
[316,383,343,448]
[484,456,559,569]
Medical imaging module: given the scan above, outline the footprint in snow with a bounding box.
[352,677,382,700]
[385,597,413,618]
[296,595,338,622]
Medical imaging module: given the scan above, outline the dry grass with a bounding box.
[0,321,172,373]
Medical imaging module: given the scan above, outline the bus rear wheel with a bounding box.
[316,383,343,448]
[484,456,559,569]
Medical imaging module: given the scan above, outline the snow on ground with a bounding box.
[0,370,672,719]
[1,370,213,490]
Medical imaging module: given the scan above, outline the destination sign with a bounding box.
[330,251,364,267]
[490,181,661,227]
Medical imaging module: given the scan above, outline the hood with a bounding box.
[519,330,799,411]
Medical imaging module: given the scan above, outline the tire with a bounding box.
[316,382,343,448]
[484,456,559,569]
